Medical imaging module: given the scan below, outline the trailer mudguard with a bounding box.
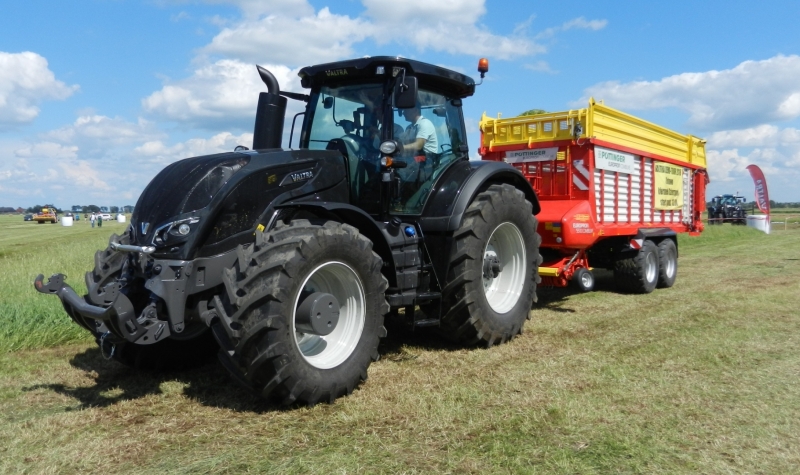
[634,228,678,255]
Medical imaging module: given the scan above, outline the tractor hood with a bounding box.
[131,152,250,248]
[128,148,350,260]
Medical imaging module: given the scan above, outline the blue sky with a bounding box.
[2,0,800,208]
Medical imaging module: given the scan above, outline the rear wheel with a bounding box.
[439,184,540,346]
[216,220,389,405]
[614,240,659,294]
[656,239,677,288]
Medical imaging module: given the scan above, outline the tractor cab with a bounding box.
[294,57,474,216]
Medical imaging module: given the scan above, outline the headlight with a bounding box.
[152,217,200,246]
[379,140,398,154]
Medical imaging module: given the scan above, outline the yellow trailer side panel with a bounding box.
[480,98,706,169]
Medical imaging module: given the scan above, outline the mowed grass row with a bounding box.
[0,214,129,351]
[0,215,798,473]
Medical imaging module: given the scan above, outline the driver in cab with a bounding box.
[400,105,438,163]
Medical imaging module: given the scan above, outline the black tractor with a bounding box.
[708,194,747,225]
[35,57,541,405]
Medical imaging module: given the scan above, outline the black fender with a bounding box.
[274,201,398,287]
[420,160,539,233]
[635,228,678,256]
[418,160,540,291]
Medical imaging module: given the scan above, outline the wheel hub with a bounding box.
[295,292,340,336]
[483,252,502,280]
[293,261,366,370]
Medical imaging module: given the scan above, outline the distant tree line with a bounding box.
[24,204,61,213]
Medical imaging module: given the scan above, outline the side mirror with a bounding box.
[394,76,418,109]
[323,97,334,109]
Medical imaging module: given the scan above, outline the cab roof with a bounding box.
[298,56,476,99]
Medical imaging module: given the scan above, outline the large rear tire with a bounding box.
[656,239,677,288]
[614,239,659,294]
[217,220,389,405]
[439,184,540,346]
[85,233,217,371]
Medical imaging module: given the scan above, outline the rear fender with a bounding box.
[421,160,539,233]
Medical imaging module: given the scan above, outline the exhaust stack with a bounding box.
[252,65,287,150]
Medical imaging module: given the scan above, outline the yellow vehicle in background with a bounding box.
[33,207,58,224]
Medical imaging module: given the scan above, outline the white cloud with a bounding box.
[578,54,800,130]
[207,0,314,19]
[0,142,109,192]
[399,23,543,60]
[364,0,542,59]
[524,61,556,74]
[201,0,570,68]
[705,124,800,188]
[55,160,112,190]
[143,59,302,129]
[362,0,486,25]
[777,92,800,118]
[135,131,253,163]
[44,115,165,154]
[202,8,374,67]
[706,148,754,183]
[536,16,608,40]
[707,125,800,148]
[562,17,608,31]
[0,51,78,128]
[14,141,78,160]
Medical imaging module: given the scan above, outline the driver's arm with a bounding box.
[405,137,427,154]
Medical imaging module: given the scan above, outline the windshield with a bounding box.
[302,81,467,215]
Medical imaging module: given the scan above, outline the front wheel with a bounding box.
[439,184,540,346]
[218,220,389,405]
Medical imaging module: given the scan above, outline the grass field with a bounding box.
[0,214,799,473]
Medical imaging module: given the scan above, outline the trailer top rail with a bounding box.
[479,98,706,169]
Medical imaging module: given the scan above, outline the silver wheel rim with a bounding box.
[580,271,593,289]
[483,222,526,314]
[645,251,658,283]
[293,261,365,370]
[664,249,676,279]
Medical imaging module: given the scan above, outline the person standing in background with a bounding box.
[90,213,96,228]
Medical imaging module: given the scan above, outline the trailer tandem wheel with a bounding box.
[613,239,659,294]
[656,239,678,288]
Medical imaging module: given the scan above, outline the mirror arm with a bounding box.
[279,91,310,102]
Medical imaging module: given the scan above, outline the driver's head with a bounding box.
[402,105,420,122]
